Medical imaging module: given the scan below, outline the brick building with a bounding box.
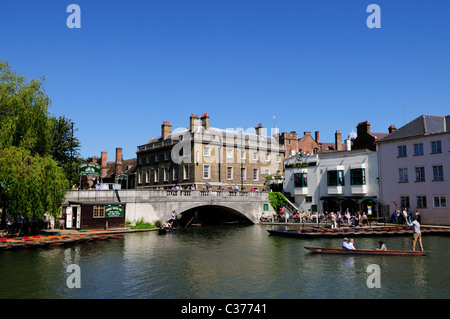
[136,113,285,191]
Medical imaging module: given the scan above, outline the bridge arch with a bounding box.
[174,204,253,226]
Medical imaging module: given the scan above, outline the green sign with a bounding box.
[115,173,128,181]
[263,204,269,211]
[105,205,124,218]
[78,163,101,177]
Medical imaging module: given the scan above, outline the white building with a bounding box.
[284,148,379,216]
[377,115,449,225]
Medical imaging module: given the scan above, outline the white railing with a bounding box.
[65,189,268,203]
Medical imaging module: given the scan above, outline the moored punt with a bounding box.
[304,246,430,256]
[267,226,450,238]
[0,232,125,251]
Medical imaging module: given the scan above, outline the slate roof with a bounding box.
[378,115,449,143]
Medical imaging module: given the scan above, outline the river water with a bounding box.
[1,224,449,299]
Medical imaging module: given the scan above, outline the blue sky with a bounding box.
[1,0,449,160]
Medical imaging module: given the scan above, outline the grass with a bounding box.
[126,218,157,230]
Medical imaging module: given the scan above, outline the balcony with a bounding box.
[351,184,367,195]
[294,187,308,195]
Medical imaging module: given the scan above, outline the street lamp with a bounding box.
[70,121,74,187]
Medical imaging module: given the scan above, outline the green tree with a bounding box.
[49,115,82,184]
[0,147,67,220]
[0,61,72,228]
[268,192,287,213]
[0,61,52,156]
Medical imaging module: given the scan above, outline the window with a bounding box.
[294,173,308,187]
[226,149,233,159]
[265,153,270,162]
[400,196,410,208]
[415,167,425,182]
[164,167,169,182]
[173,167,178,181]
[431,141,442,154]
[276,154,281,163]
[93,206,105,218]
[154,169,159,182]
[350,168,366,185]
[183,165,189,180]
[138,170,143,184]
[241,167,246,180]
[432,165,444,181]
[253,152,258,161]
[413,143,424,156]
[253,168,259,181]
[203,165,210,179]
[305,196,312,203]
[399,168,408,183]
[146,155,150,163]
[327,170,344,186]
[397,145,407,157]
[416,196,427,208]
[164,152,169,161]
[203,147,210,157]
[240,150,246,160]
[138,156,143,165]
[227,167,233,180]
[434,196,446,208]
[145,170,150,183]
[154,154,159,162]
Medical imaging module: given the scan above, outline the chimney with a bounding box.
[315,131,320,144]
[357,121,370,137]
[115,148,123,181]
[101,151,108,182]
[388,125,397,134]
[255,123,263,137]
[161,121,172,139]
[201,113,210,130]
[190,114,200,132]
[304,131,311,137]
[92,156,97,164]
[335,130,342,150]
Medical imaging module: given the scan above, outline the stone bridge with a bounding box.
[64,189,274,225]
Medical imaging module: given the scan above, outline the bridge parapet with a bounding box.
[64,189,268,203]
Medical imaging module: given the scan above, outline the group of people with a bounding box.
[342,238,387,251]
[265,209,371,227]
[391,207,421,225]
[162,210,178,229]
[340,215,424,252]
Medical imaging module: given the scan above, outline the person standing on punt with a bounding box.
[407,216,424,251]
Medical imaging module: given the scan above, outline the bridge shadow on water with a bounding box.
[178,205,253,227]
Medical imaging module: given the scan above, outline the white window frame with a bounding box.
[203,165,210,179]
[227,167,233,180]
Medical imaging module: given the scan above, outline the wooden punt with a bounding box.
[304,246,429,256]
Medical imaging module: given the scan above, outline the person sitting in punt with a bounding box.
[377,241,387,251]
[349,238,356,249]
[342,238,353,249]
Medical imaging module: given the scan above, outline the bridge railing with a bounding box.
[65,189,268,203]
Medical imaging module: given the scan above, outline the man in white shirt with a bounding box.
[342,238,353,249]
[407,217,424,251]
